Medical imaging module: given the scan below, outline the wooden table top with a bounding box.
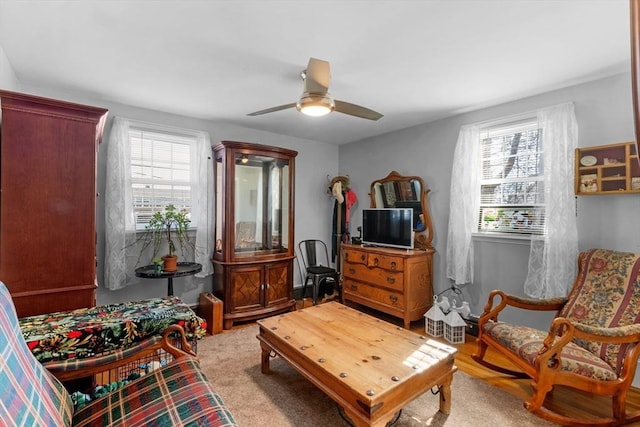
[257,302,457,426]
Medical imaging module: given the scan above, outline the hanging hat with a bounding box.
[332,181,344,203]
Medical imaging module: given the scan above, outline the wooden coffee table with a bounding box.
[256,302,457,427]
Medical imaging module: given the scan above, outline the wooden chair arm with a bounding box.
[550,318,640,345]
[45,325,196,382]
[535,318,640,370]
[479,290,567,325]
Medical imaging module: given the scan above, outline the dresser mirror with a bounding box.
[369,171,433,249]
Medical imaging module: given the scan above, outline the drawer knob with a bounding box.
[350,284,358,291]
[389,295,398,303]
[373,257,379,266]
[349,268,356,274]
[386,276,396,284]
[360,254,365,261]
[390,261,397,270]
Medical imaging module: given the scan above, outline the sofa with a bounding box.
[0,281,238,426]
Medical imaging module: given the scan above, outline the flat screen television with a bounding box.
[362,208,414,250]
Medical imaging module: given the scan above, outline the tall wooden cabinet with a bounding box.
[212,141,297,329]
[0,90,108,317]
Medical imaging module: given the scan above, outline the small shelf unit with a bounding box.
[575,141,640,195]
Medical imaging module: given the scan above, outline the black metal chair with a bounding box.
[297,239,340,305]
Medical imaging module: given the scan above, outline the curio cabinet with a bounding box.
[212,141,297,329]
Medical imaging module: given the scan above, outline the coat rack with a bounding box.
[328,175,350,271]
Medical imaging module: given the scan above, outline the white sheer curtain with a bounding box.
[445,102,578,298]
[193,131,215,278]
[104,117,214,291]
[446,124,480,285]
[105,117,135,291]
[524,103,579,298]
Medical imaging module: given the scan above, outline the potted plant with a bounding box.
[143,204,192,272]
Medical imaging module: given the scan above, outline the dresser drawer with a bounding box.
[343,263,404,292]
[343,247,367,265]
[343,278,404,309]
[365,253,404,271]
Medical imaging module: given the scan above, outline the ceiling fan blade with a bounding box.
[247,103,297,116]
[334,100,383,121]
[305,58,330,94]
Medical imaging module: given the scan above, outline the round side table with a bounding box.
[135,262,202,296]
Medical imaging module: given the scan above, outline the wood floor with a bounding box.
[285,298,640,424]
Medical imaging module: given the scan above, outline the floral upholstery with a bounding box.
[482,248,640,381]
[559,248,640,373]
[483,323,617,381]
[19,296,207,363]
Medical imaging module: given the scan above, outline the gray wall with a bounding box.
[0,44,19,91]
[340,72,640,330]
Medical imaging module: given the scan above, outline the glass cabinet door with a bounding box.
[233,152,290,256]
[214,143,292,261]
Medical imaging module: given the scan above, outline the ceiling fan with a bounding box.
[247,58,383,121]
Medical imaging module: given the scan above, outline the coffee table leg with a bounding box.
[260,342,272,374]
[438,373,453,415]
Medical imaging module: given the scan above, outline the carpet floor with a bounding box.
[197,324,555,426]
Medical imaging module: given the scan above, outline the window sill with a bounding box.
[472,232,532,246]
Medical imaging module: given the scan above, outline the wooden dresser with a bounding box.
[341,243,433,328]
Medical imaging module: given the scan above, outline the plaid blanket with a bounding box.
[72,355,237,426]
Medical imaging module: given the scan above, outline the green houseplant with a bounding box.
[143,204,192,272]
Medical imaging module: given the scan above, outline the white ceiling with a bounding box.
[0,0,631,144]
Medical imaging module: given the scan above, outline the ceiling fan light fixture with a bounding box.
[296,93,335,117]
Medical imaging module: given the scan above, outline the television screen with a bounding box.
[362,208,414,250]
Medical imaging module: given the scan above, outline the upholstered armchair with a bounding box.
[473,248,640,426]
[0,281,237,427]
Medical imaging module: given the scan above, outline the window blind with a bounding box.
[477,118,544,235]
[129,127,195,230]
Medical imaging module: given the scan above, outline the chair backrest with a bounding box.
[0,281,74,426]
[560,248,640,373]
[298,240,331,270]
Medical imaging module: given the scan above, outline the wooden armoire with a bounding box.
[0,90,108,317]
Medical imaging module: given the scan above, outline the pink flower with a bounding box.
[591,257,607,273]
[572,305,588,321]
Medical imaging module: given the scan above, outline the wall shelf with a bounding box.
[575,141,640,195]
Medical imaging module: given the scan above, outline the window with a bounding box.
[129,126,197,230]
[477,118,544,235]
